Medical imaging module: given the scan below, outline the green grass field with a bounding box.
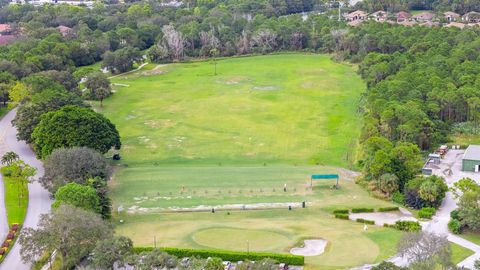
[451,242,475,264]
[0,106,9,119]
[100,54,402,269]
[2,175,28,225]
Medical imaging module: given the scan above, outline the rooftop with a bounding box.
[463,145,480,160]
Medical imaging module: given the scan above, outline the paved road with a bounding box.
[0,109,52,270]
[351,150,480,270]
[0,112,10,246]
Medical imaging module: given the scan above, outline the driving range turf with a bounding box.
[100,54,404,269]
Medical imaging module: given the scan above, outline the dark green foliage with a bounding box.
[356,218,375,225]
[335,213,350,219]
[351,207,374,213]
[372,261,406,270]
[377,207,399,212]
[418,207,436,219]
[404,176,448,209]
[132,247,305,266]
[448,219,462,234]
[332,209,349,214]
[31,105,121,159]
[450,210,460,220]
[88,177,112,219]
[392,192,405,205]
[91,236,133,270]
[53,183,101,214]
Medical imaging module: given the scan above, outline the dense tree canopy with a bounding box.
[31,105,121,158]
[52,182,101,214]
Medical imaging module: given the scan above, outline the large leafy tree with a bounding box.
[40,147,110,194]
[91,236,133,270]
[84,72,112,105]
[52,182,101,214]
[31,105,121,159]
[19,205,113,270]
[13,88,85,143]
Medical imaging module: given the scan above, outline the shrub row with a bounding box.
[384,221,421,232]
[356,218,375,225]
[332,209,349,214]
[448,219,462,234]
[334,213,349,220]
[351,208,374,213]
[418,207,436,219]
[377,207,399,212]
[0,224,21,263]
[133,247,305,266]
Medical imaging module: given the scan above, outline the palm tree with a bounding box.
[1,151,19,165]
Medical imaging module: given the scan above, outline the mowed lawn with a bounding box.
[100,54,403,269]
[104,54,363,166]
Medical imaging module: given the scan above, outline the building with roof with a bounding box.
[412,12,434,22]
[344,10,368,22]
[57,25,72,37]
[444,11,460,22]
[445,22,466,29]
[462,145,480,172]
[395,11,411,22]
[0,35,15,46]
[0,24,12,34]
[370,11,389,22]
[462,11,480,23]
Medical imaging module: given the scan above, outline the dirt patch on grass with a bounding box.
[252,86,280,91]
[217,76,248,85]
[141,65,168,76]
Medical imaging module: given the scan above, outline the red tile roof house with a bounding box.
[412,12,434,22]
[462,11,480,23]
[395,11,412,22]
[0,24,12,34]
[0,35,16,46]
[57,25,72,37]
[370,11,389,22]
[444,11,460,22]
[344,10,369,22]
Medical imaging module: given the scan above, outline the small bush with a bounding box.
[392,192,404,205]
[377,206,399,212]
[448,219,462,234]
[394,220,421,232]
[356,218,375,225]
[332,209,349,214]
[418,207,436,219]
[334,213,349,220]
[450,210,460,220]
[351,207,374,213]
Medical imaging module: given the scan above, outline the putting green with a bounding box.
[191,227,292,252]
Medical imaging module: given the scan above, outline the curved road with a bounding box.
[0,110,52,270]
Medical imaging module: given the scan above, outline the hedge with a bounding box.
[351,207,374,213]
[332,209,349,214]
[448,219,462,234]
[334,213,349,219]
[133,247,304,265]
[356,218,375,225]
[384,221,421,232]
[377,207,399,212]
[418,207,436,219]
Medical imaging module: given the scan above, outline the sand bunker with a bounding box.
[290,239,328,256]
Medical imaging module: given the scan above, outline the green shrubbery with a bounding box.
[417,207,436,219]
[351,207,374,213]
[334,213,350,220]
[132,247,305,266]
[332,209,349,214]
[448,219,462,234]
[377,207,399,212]
[392,192,405,205]
[384,221,421,232]
[356,218,375,225]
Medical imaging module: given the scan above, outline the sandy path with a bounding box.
[290,240,328,256]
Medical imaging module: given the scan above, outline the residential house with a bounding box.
[344,10,368,22]
[57,25,72,37]
[412,12,434,22]
[370,11,389,22]
[444,11,460,22]
[462,11,480,23]
[395,11,411,22]
[0,24,12,34]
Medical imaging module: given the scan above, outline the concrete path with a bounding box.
[0,109,52,270]
[351,150,480,270]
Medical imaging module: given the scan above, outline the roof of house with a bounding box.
[463,11,480,18]
[345,10,369,18]
[445,22,465,28]
[57,25,72,35]
[396,11,411,18]
[444,11,460,17]
[413,12,434,20]
[0,35,15,46]
[0,24,11,33]
[463,145,480,160]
